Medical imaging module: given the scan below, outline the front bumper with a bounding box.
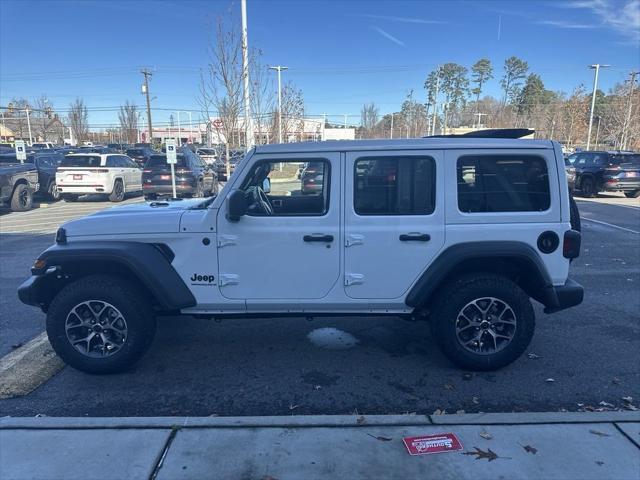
[18,273,51,310]
[543,278,584,314]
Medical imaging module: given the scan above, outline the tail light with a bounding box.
[563,230,581,259]
[143,169,152,173]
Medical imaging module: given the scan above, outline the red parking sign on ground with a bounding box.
[403,433,463,455]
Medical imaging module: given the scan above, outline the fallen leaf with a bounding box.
[623,403,638,411]
[456,409,466,414]
[366,433,392,442]
[589,429,611,437]
[11,343,23,349]
[545,378,555,383]
[444,383,455,390]
[598,401,614,408]
[432,409,445,415]
[289,404,299,411]
[522,444,537,455]
[622,396,633,404]
[313,385,322,390]
[527,353,541,359]
[472,396,480,405]
[356,415,366,425]
[612,377,621,385]
[595,461,605,466]
[463,447,499,462]
[479,430,493,440]
[462,373,473,381]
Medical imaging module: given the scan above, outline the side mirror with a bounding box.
[226,189,247,222]
[262,177,271,194]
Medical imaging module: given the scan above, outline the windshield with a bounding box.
[60,155,102,167]
[146,154,187,168]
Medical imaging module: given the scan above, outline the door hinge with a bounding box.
[217,235,237,248]
[345,234,364,247]
[344,273,365,286]
[219,274,240,287]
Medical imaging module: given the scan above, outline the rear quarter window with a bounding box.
[60,155,103,168]
[457,154,550,213]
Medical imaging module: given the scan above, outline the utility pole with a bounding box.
[241,0,253,150]
[586,64,609,150]
[622,70,639,150]
[176,112,181,145]
[390,113,394,139]
[269,66,288,144]
[25,107,33,145]
[141,68,153,145]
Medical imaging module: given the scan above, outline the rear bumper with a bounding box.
[57,185,108,194]
[602,179,640,192]
[543,278,584,314]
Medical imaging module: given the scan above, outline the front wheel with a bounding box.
[46,274,156,374]
[580,177,597,198]
[430,275,535,371]
[624,190,640,199]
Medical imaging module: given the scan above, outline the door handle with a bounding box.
[399,233,431,242]
[304,234,334,242]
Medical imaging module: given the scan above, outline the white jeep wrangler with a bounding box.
[19,130,583,373]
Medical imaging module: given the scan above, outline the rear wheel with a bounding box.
[10,183,33,211]
[580,177,597,198]
[108,179,125,202]
[624,190,640,198]
[430,274,535,371]
[46,274,157,374]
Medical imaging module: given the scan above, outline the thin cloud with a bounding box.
[555,0,639,41]
[361,14,447,25]
[535,19,598,29]
[370,26,405,47]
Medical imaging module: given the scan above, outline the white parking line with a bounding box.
[582,217,640,234]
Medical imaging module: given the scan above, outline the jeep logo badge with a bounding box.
[190,273,215,285]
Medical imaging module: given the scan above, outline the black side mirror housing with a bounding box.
[226,189,247,221]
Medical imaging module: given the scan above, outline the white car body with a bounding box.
[60,138,573,314]
[56,153,142,197]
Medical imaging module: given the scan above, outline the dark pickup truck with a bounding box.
[0,155,39,211]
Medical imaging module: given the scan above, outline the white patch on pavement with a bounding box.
[307,327,359,350]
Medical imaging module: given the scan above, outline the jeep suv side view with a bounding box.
[56,153,142,202]
[19,133,583,374]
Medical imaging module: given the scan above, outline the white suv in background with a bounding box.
[56,153,142,202]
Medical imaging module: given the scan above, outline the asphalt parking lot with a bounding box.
[0,194,638,417]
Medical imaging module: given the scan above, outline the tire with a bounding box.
[48,182,61,201]
[144,193,158,201]
[580,177,597,198]
[624,190,640,198]
[569,193,581,232]
[108,179,125,202]
[10,183,33,212]
[62,194,79,202]
[430,274,535,371]
[46,274,157,374]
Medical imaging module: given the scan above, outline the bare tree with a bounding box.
[118,101,139,144]
[68,98,88,145]
[276,82,305,142]
[197,15,243,174]
[360,102,379,138]
[249,48,274,145]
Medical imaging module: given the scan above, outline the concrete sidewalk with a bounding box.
[1,412,639,480]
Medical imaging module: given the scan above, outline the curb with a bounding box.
[2,411,638,429]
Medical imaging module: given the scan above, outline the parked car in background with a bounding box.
[601,153,640,198]
[300,161,326,195]
[31,142,56,149]
[142,148,217,200]
[56,153,142,202]
[126,146,155,167]
[195,147,218,165]
[107,143,128,153]
[566,151,640,197]
[0,154,39,211]
[25,151,64,200]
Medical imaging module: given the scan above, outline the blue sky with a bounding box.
[1,0,638,128]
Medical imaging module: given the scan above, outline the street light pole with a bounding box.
[269,66,288,144]
[586,64,609,150]
[141,69,154,145]
[241,0,254,151]
[176,112,181,145]
[622,71,639,150]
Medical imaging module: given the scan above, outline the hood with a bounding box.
[63,198,206,237]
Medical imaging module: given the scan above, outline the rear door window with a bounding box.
[61,155,102,168]
[457,155,550,213]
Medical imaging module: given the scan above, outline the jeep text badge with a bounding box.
[190,273,216,285]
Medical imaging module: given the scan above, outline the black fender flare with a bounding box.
[405,241,558,309]
[23,241,196,311]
